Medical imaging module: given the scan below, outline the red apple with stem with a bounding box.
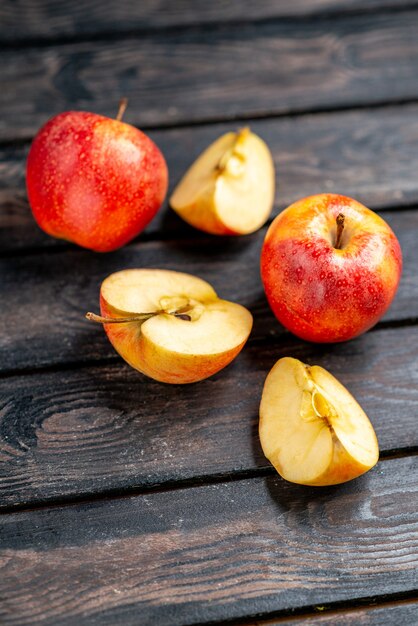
[261,194,402,343]
[26,99,168,252]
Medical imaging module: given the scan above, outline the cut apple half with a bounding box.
[259,357,379,486]
[170,128,275,235]
[87,269,253,384]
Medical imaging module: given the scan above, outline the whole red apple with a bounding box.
[261,194,402,343]
[26,102,168,252]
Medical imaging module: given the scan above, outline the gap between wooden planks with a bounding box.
[2,10,418,139]
[0,208,416,374]
[244,596,418,625]
[1,322,417,509]
[0,456,417,625]
[2,0,418,43]
[2,103,418,253]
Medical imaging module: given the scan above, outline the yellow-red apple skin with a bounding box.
[300,440,378,486]
[175,196,237,236]
[100,296,248,384]
[261,194,402,343]
[269,439,378,487]
[268,440,377,486]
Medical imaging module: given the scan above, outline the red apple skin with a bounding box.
[26,111,168,252]
[261,194,402,343]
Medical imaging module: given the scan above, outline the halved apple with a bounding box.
[170,128,275,235]
[87,269,253,384]
[259,357,379,486]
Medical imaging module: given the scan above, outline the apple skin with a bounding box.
[265,426,377,487]
[26,111,168,252]
[308,442,375,486]
[100,295,249,384]
[261,194,402,342]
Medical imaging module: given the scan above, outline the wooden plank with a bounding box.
[0,144,62,251]
[1,1,416,43]
[3,11,418,140]
[4,103,418,253]
[0,456,417,625]
[0,209,415,373]
[255,600,418,624]
[1,323,417,508]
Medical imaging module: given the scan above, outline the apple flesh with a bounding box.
[261,194,402,342]
[87,269,253,384]
[170,128,275,235]
[26,104,168,252]
[259,357,379,486]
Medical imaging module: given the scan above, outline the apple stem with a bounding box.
[85,311,158,324]
[335,213,345,249]
[86,308,193,325]
[116,98,128,122]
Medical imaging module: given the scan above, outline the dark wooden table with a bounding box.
[1,1,418,624]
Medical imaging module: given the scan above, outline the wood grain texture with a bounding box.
[3,10,418,140]
[1,323,417,508]
[0,456,417,625]
[0,209,415,373]
[4,103,418,253]
[2,0,417,42]
[251,600,418,625]
[2,3,418,624]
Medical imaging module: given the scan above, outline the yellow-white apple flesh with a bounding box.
[170,128,275,235]
[99,269,253,384]
[259,357,379,486]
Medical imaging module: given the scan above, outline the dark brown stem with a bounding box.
[86,307,193,324]
[86,311,157,324]
[116,97,128,122]
[335,213,345,249]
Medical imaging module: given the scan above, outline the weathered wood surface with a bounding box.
[1,324,417,509]
[0,456,417,625]
[2,2,418,624]
[4,104,418,253]
[254,599,418,625]
[3,11,418,140]
[0,209,415,373]
[2,0,416,42]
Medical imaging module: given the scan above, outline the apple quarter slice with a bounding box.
[170,128,275,235]
[259,357,379,486]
